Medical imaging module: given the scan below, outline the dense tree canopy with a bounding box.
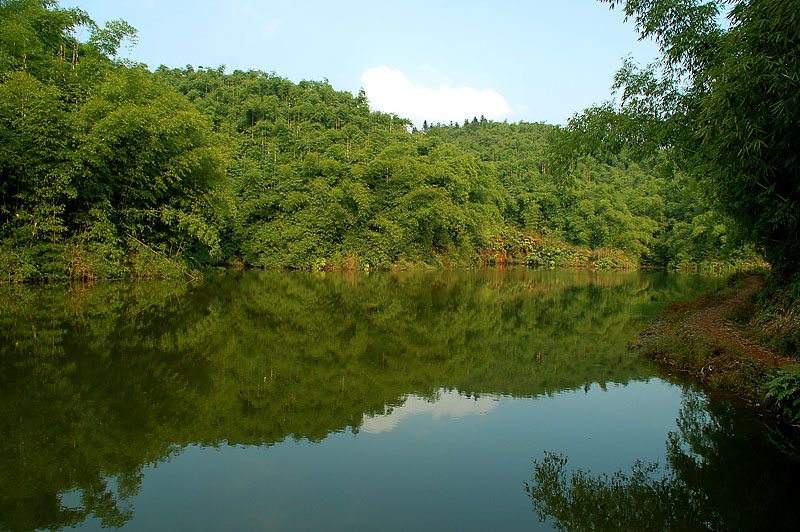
[0,0,777,281]
[565,0,799,276]
[0,0,226,280]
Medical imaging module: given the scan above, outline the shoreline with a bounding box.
[636,273,800,422]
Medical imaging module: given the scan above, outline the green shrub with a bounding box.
[765,366,800,425]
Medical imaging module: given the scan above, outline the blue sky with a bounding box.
[63,0,661,126]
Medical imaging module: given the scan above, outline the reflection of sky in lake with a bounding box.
[59,379,687,531]
[3,269,741,532]
[360,389,501,434]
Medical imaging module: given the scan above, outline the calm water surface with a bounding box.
[1,269,798,531]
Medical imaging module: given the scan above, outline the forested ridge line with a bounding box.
[0,0,769,282]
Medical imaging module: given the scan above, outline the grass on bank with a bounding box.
[639,272,800,424]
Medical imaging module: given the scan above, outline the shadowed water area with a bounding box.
[1,269,798,531]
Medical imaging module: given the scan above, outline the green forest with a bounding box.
[0,0,795,282]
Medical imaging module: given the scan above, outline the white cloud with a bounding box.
[361,66,513,127]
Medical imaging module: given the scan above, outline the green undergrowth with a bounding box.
[481,228,637,271]
[2,228,646,282]
[0,239,200,283]
[642,330,770,402]
[765,366,800,425]
[751,275,800,355]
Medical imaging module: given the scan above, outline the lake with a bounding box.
[1,268,798,531]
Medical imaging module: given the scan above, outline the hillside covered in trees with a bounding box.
[0,0,764,282]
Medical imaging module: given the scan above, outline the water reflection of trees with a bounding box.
[526,391,800,531]
[0,269,714,531]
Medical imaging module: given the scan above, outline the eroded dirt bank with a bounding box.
[638,274,799,408]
